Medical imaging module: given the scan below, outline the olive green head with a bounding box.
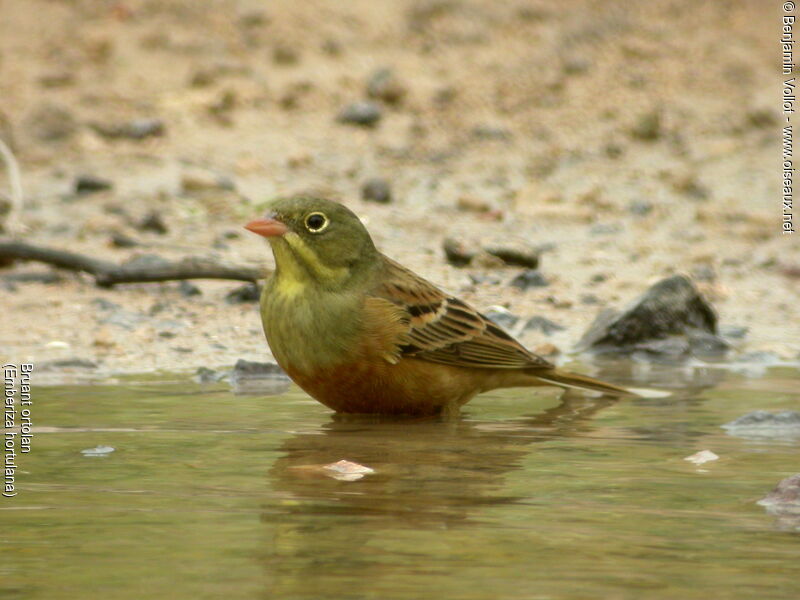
[245,196,379,289]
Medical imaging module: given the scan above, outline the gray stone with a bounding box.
[337,101,382,127]
[722,411,800,440]
[523,316,564,336]
[361,177,392,203]
[577,275,728,358]
[484,307,519,330]
[509,269,549,290]
[229,359,290,395]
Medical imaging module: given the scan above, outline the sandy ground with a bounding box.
[1,0,798,380]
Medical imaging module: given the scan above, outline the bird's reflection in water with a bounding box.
[258,360,723,598]
[259,390,632,597]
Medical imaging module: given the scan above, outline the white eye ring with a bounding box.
[304,212,330,233]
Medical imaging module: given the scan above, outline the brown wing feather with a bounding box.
[369,256,553,370]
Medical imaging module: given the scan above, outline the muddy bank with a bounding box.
[0,0,797,377]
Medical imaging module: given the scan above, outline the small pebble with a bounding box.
[524,316,565,335]
[361,178,392,203]
[510,269,549,290]
[138,211,169,235]
[337,101,382,127]
[195,367,223,383]
[229,359,290,395]
[483,244,540,269]
[630,109,662,141]
[485,306,519,330]
[75,174,113,194]
[443,238,475,267]
[226,283,261,304]
[684,450,718,466]
[81,445,115,457]
[366,68,406,105]
[110,232,139,248]
[91,117,165,140]
[178,281,202,297]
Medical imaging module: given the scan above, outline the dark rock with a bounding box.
[28,103,78,141]
[468,273,502,286]
[226,283,261,304]
[484,307,519,330]
[523,316,565,336]
[138,211,169,235]
[75,174,113,194]
[337,101,382,127]
[91,118,165,140]
[272,44,300,65]
[195,366,224,383]
[580,293,601,305]
[628,200,653,216]
[758,474,800,531]
[671,173,709,201]
[629,109,662,141]
[605,143,624,159]
[723,411,800,440]
[178,281,201,297]
[483,244,540,269]
[509,269,549,290]
[577,275,727,358]
[746,108,778,129]
[443,238,475,267]
[361,177,392,203]
[366,68,407,105]
[229,359,290,395]
[110,232,139,248]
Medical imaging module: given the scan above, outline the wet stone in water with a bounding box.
[229,359,290,395]
[722,411,800,440]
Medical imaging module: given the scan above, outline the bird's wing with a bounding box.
[365,256,553,370]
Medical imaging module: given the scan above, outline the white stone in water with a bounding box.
[322,459,375,481]
[684,450,719,465]
[81,445,115,457]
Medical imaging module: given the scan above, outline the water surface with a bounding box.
[2,365,799,599]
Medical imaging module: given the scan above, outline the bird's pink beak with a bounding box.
[244,217,288,238]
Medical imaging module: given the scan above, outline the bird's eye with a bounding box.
[304,212,329,233]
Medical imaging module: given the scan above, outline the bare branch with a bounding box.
[0,239,267,288]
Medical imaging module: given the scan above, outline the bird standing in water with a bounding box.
[245,196,657,416]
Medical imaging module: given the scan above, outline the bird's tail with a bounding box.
[534,368,670,398]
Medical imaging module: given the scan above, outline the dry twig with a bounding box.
[0,239,266,287]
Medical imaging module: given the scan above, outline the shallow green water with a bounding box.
[2,365,799,600]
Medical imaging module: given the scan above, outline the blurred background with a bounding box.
[0,0,795,374]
